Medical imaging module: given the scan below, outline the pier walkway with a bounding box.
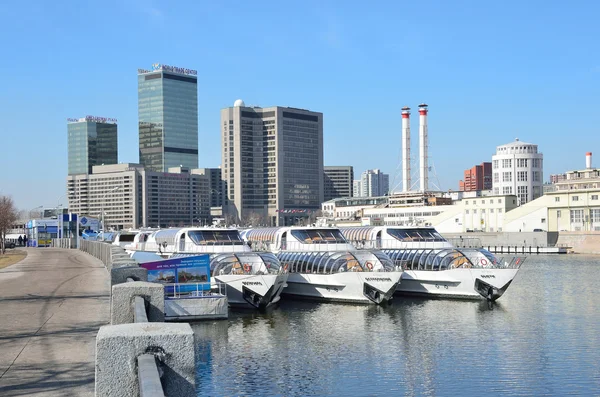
[0,248,109,396]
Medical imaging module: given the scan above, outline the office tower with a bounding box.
[67,116,118,175]
[459,162,492,191]
[221,100,323,226]
[360,169,390,197]
[492,138,543,205]
[138,63,198,172]
[193,168,224,208]
[324,166,354,201]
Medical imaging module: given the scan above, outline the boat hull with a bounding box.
[282,272,402,305]
[214,273,288,309]
[396,268,520,301]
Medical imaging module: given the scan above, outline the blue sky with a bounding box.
[1,0,599,211]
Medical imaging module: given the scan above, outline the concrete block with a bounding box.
[165,296,228,321]
[111,266,148,287]
[112,260,139,269]
[111,282,164,324]
[95,323,196,397]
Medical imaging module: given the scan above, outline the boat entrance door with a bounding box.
[281,232,287,250]
[376,231,382,249]
[179,233,186,251]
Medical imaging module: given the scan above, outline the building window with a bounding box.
[481,209,485,213]
[517,171,528,182]
[473,209,477,214]
[490,208,494,213]
[533,171,540,182]
[503,186,512,195]
[502,159,512,168]
[493,160,499,169]
[541,218,546,223]
[591,209,600,223]
[498,208,503,213]
[570,209,583,223]
[493,173,499,183]
[503,172,512,182]
[572,196,579,202]
[592,195,598,200]
[557,210,561,218]
[465,201,469,205]
[555,197,560,202]
[482,200,485,204]
[466,210,469,214]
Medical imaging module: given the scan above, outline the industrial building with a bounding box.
[221,100,323,226]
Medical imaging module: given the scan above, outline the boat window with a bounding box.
[290,229,347,244]
[118,234,136,242]
[188,230,244,245]
[386,228,447,243]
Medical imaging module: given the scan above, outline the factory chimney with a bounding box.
[418,103,429,192]
[586,152,593,169]
[401,106,411,192]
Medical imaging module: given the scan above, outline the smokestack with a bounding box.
[586,152,593,169]
[418,103,429,192]
[401,106,411,192]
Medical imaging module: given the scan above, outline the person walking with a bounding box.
[18,235,23,246]
[23,235,28,247]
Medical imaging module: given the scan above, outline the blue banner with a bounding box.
[140,255,211,294]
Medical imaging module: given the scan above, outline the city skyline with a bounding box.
[2,1,600,210]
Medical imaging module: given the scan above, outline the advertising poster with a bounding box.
[140,255,211,294]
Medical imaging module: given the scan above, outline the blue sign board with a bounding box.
[140,255,211,294]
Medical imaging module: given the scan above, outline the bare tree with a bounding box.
[0,196,18,254]
[245,211,264,227]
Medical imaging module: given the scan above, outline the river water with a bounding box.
[193,255,600,396]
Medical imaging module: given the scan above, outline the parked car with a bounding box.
[4,241,16,249]
[533,228,545,232]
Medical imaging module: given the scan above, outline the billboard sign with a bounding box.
[140,255,211,293]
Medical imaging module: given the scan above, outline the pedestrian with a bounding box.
[23,235,28,247]
[18,235,23,246]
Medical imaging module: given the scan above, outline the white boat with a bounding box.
[240,227,403,305]
[341,226,524,301]
[112,230,141,248]
[128,227,288,310]
[122,230,156,253]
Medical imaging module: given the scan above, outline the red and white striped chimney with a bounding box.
[401,106,411,192]
[586,152,592,169]
[418,103,429,192]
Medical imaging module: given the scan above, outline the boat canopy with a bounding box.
[242,227,348,244]
[188,229,244,245]
[382,248,508,270]
[240,228,280,242]
[278,250,395,274]
[172,252,283,275]
[342,227,446,243]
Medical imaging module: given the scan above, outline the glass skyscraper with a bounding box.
[67,117,118,175]
[138,64,198,172]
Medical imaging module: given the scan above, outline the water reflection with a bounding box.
[194,255,600,396]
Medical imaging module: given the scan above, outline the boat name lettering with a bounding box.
[365,278,392,282]
[242,281,263,286]
[480,275,496,279]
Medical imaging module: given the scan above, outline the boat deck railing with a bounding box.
[163,282,226,299]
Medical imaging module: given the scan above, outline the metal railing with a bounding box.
[163,282,226,299]
[51,238,77,249]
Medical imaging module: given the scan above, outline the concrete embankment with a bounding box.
[442,231,600,254]
[0,248,109,397]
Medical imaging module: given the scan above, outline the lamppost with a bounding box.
[101,186,121,233]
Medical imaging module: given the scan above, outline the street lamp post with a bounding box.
[101,186,121,234]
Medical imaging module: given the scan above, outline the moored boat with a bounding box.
[241,227,403,305]
[128,227,288,309]
[341,226,524,301]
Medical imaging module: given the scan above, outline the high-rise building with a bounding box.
[459,162,492,191]
[66,164,211,229]
[194,168,224,208]
[67,116,118,175]
[221,100,323,226]
[492,138,543,205]
[138,64,198,172]
[353,180,362,197]
[360,169,389,197]
[324,166,354,201]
